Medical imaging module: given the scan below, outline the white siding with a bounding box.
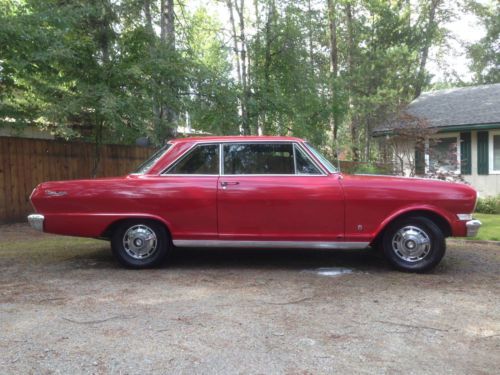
[463,130,500,197]
[392,129,500,196]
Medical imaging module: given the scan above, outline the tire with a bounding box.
[111,220,171,269]
[382,216,446,273]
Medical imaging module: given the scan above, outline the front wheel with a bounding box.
[111,220,171,269]
[382,216,446,273]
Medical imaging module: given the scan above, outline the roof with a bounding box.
[170,135,304,143]
[374,83,500,135]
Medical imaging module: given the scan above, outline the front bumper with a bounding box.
[28,214,44,232]
[465,219,481,237]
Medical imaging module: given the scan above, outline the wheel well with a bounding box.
[371,210,452,247]
[100,218,171,240]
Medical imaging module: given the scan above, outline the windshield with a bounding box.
[305,142,337,173]
[133,144,171,174]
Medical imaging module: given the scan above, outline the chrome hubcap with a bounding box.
[391,226,431,262]
[123,225,158,260]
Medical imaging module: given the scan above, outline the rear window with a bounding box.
[223,143,295,175]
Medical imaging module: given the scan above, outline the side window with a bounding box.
[294,145,322,175]
[223,143,294,175]
[166,144,219,174]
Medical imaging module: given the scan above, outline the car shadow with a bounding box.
[166,247,389,272]
[70,246,389,273]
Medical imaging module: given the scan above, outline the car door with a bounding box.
[159,143,220,240]
[217,142,345,241]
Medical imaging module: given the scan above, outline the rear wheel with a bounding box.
[111,220,171,268]
[382,216,445,272]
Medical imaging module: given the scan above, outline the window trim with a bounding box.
[489,130,500,174]
[160,140,330,177]
[293,144,322,175]
[425,133,461,175]
[220,142,327,176]
[131,143,173,175]
[161,143,221,176]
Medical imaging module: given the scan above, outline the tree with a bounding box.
[0,0,464,167]
[414,0,442,98]
[466,0,500,84]
[183,7,240,135]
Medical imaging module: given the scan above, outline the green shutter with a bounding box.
[477,131,489,175]
[460,132,471,175]
[415,147,425,175]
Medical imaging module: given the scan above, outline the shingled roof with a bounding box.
[374,83,500,135]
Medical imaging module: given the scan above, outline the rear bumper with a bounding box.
[466,219,481,237]
[27,214,44,232]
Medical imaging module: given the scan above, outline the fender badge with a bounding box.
[45,190,67,197]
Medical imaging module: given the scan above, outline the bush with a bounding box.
[475,195,500,214]
[353,163,380,174]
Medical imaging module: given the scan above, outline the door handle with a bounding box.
[220,181,240,189]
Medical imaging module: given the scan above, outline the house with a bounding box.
[373,83,500,196]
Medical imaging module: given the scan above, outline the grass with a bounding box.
[469,213,500,241]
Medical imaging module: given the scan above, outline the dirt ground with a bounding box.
[0,224,499,375]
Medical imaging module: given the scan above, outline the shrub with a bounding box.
[475,195,500,214]
[353,163,380,174]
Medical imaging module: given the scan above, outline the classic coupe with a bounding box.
[28,136,481,272]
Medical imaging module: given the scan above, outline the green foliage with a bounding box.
[466,0,500,84]
[475,196,500,215]
[0,0,481,160]
[353,163,381,175]
[468,213,500,241]
[183,7,240,135]
[1,0,156,142]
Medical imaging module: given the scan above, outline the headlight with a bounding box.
[457,213,473,221]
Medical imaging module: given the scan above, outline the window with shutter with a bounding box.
[460,132,471,175]
[477,131,489,175]
[415,147,425,175]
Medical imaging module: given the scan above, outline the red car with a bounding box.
[28,136,481,272]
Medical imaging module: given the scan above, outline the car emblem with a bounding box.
[45,190,67,197]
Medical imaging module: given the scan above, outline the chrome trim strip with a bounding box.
[27,214,44,232]
[161,142,221,176]
[160,140,330,177]
[293,143,324,175]
[220,142,328,176]
[219,143,224,176]
[45,190,67,197]
[173,240,369,249]
[466,219,481,237]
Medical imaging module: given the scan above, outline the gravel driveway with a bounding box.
[0,224,499,374]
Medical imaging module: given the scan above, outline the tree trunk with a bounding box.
[157,0,177,142]
[227,0,250,135]
[308,0,315,76]
[92,120,103,178]
[227,0,242,85]
[345,1,359,161]
[262,0,275,135]
[253,0,263,135]
[144,0,153,33]
[414,0,440,98]
[235,0,250,135]
[327,0,339,157]
[92,2,112,177]
[165,0,175,49]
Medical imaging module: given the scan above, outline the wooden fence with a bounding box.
[0,136,395,224]
[0,136,154,224]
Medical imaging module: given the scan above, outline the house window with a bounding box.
[428,136,459,174]
[490,131,500,174]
